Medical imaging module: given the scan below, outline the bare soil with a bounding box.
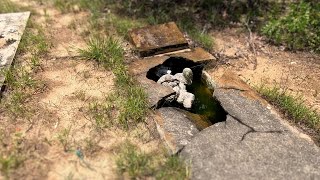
[0,1,161,179]
[208,28,320,112]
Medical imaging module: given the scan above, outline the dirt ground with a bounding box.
[208,28,320,112]
[1,1,161,179]
[0,0,319,179]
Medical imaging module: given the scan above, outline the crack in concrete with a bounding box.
[229,114,286,141]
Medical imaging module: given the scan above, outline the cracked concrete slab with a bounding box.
[0,12,30,87]
[180,72,320,180]
[129,22,189,57]
[154,107,199,154]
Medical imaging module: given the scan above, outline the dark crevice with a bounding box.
[228,114,286,141]
[146,57,204,81]
[140,43,189,57]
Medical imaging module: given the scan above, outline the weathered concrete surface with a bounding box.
[129,22,188,57]
[154,107,199,154]
[136,74,174,107]
[170,47,215,63]
[0,12,30,87]
[181,72,320,180]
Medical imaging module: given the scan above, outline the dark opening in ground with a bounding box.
[146,57,227,130]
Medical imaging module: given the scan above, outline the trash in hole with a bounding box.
[147,57,227,130]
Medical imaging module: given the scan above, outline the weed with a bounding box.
[116,141,190,179]
[83,137,101,155]
[0,67,37,119]
[105,14,146,39]
[53,0,76,13]
[188,30,214,50]
[257,85,320,138]
[156,155,190,180]
[1,14,49,118]
[116,142,153,178]
[119,86,148,128]
[18,20,50,56]
[80,37,148,129]
[0,0,19,13]
[79,37,124,69]
[0,131,26,178]
[262,1,320,52]
[88,102,114,129]
[0,154,24,178]
[57,127,72,152]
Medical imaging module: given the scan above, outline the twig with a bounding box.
[244,19,257,70]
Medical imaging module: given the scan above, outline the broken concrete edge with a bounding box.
[213,71,315,142]
[128,22,189,57]
[151,71,317,156]
[152,107,200,154]
[0,12,31,88]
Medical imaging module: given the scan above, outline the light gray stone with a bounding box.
[181,88,320,180]
[154,107,199,154]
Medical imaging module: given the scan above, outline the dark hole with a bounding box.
[146,57,227,130]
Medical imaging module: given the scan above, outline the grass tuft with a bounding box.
[80,37,148,129]
[116,142,153,178]
[262,1,320,52]
[116,141,190,179]
[156,155,190,180]
[257,85,320,141]
[0,0,19,13]
[79,37,124,69]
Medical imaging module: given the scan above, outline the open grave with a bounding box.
[128,22,320,179]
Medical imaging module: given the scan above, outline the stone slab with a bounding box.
[154,107,199,154]
[129,22,189,57]
[129,56,169,76]
[170,47,215,63]
[0,12,30,87]
[181,72,320,180]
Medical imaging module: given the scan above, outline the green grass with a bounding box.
[262,1,320,52]
[57,127,72,152]
[88,101,115,129]
[116,142,189,180]
[0,17,49,119]
[0,0,19,13]
[116,142,153,178]
[0,132,26,178]
[257,85,320,142]
[79,37,124,69]
[0,152,24,178]
[156,155,190,180]
[80,37,148,128]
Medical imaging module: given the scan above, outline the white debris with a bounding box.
[157,68,195,108]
